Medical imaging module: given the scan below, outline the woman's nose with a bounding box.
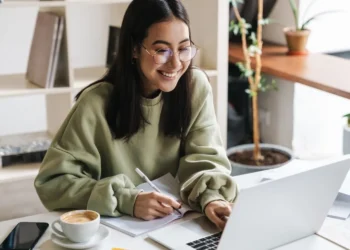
[168,53,182,68]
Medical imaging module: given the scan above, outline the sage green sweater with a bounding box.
[34,69,237,217]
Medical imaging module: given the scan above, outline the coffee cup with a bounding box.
[51,210,100,243]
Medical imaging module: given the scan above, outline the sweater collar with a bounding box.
[141,91,163,106]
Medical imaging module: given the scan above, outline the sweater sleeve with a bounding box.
[178,72,238,212]
[34,85,141,217]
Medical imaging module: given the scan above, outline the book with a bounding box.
[106,26,121,68]
[48,15,64,88]
[26,11,68,89]
[101,173,194,237]
[50,16,69,88]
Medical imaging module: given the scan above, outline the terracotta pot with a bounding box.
[283,27,310,55]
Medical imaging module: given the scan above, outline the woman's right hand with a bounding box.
[134,191,181,220]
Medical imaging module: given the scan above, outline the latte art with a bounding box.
[62,211,97,223]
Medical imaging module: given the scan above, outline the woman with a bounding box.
[35,0,237,230]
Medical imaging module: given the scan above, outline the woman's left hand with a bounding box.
[204,200,232,230]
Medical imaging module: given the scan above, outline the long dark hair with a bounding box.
[76,0,192,142]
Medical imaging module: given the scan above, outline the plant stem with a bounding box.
[232,5,254,87]
[253,0,264,161]
[232,0,263,162]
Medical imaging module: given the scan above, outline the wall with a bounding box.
[0,5,111,136]
[259,0,350,159]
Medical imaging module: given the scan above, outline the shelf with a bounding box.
[229,42,350,100]
[0,1,66,7]
[73,66,217,90]
[67,0,132,4]
[0,163,40,183]
[73,66,107,89]
[0,73,71,97]
[0,0,131,7]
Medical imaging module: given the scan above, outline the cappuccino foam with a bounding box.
[62,211,97,223]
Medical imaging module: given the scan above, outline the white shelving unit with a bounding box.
[0,0,228,180]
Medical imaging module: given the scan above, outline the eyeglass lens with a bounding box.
[154,46,197,64]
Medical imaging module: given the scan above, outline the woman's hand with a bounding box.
[134,191,181,220]
[204,200,232,230]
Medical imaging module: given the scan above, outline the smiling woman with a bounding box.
[34,0,238,231]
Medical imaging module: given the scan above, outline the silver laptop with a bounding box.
[148,156,350,250]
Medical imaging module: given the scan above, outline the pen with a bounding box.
[135,168,182,215]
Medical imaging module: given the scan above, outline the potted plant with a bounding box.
[228,0,294,176]
[343,113,350,155]
[284,0,340,55]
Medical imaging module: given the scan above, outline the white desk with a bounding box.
[0,159,348,250]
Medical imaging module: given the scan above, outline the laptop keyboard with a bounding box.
[186,232,222,250]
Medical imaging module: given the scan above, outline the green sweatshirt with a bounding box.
[34,69,238,217]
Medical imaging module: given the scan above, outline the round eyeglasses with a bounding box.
[141,44,198,64]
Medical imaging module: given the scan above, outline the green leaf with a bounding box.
[236,62,245,73]
[244,69,254,77]
[288,0,299,29]
[233,25,240,35]
[245,89,256,97]
[259,18,271,25]
[249,32,257,44]
[245,23,252,29]
[343,114,350,118]
[301,10,342,30]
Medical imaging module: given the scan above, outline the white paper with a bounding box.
[328,193,350,220]
[317,219,350,249]
[101,173,192,237]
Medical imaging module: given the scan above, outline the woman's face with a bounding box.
[137,18,191,97]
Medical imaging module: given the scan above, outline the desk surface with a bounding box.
[229,43,350,99]
[0,160,347,250]
[0,212,344,250]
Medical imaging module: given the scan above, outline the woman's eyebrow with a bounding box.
[152,38,190,46]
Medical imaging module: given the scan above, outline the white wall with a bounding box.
[0,5,114,136]
[260,0,350,159]
[258,77,294,149]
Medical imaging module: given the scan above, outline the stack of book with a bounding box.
[26,11,69,89]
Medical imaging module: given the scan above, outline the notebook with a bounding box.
[101,173,194,237]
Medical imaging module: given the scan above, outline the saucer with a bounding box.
[51,225,109,249]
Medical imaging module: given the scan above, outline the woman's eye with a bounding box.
[180,47,190,51]
[157,49,169,54]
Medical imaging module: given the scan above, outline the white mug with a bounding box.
[51,210,100,243]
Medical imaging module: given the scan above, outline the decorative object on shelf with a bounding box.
[284,0,341,55]
[0,132,52,168]
[343,113,350,155]
[106,25,121,68]
[26,11,68,88]
[228,0,293,176]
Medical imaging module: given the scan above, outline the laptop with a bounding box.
[148,156,350,250]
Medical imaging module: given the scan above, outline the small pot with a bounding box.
[283,27,310,55]
[227,143,294,176]
[343,125,350,155]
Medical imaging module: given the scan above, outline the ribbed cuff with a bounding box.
[117,188,142,217]
[200,189,225,213]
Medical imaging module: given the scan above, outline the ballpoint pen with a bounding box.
[135,168,182,215]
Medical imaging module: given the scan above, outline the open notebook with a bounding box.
[101,173,194,237]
